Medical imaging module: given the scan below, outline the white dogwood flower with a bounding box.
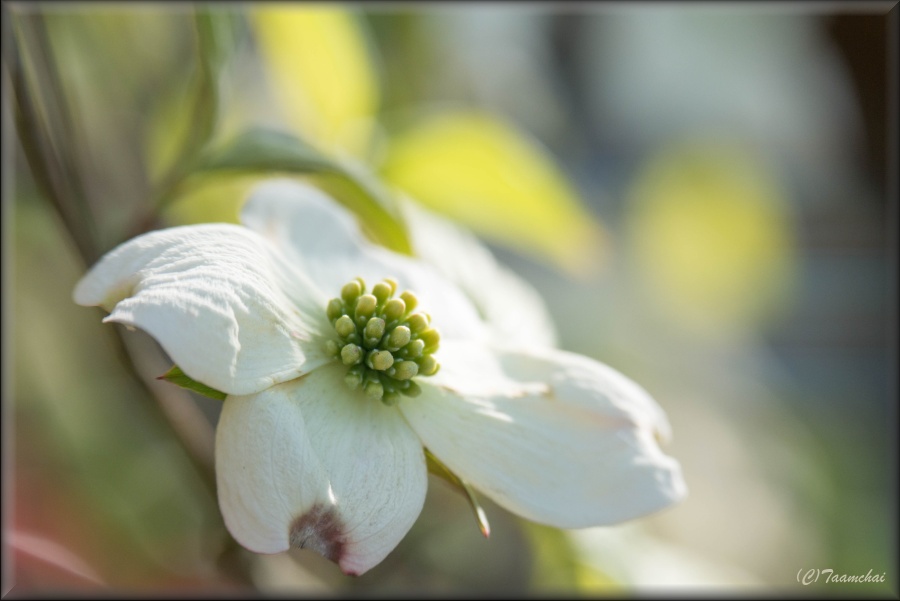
[73,180,686,576]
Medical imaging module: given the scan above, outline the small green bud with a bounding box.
[326,298,344,321]
[334,315,356,338]
[356,294,377,320]
[324,339,340,357]
[419,328,441,352]
[419,355,439,376]
[381,391,401,406]
[383,298,406,322]
[405,339,425,358]
[365,317,386,340]
[365,380,384,400]
[394,361,419,381]
[404,380,422,398]
[400,291,418,313]
[372,281,393,304]
[341,280,362,304]
[344,368,363,390]
[387,326,411,350]
[407,313,429,334]
[384,277,398,295]
[341,344,362,366]
[368,350,394,371]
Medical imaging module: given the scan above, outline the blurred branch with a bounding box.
[114,327,218,490]
[79,216,256,589]
[97,241,255,589]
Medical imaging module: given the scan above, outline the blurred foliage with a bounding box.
[626,140,797,339]
[246,5,606,276]
[164,127,412,253]
[379,111,606,275]
[144,10,234,186]
[523,523,620,593]
[253,6,380,159]
[161,173,260,227]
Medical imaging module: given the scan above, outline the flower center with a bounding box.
[324,277,440,406]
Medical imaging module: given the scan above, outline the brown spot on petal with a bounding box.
[288,504,346,564]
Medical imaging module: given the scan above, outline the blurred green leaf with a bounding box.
[186,127,411,253]
[185,9,231,156]
[161,173,261,226]
[194,8,234,74]
[425,448,490,539]
[158,366,227,401]
[523,523,620,593]
[194,126,337,175]
[379,111,606,276]
[307,167,411,255]
[145,78,206,185]
[251,5,379,158]
[146,9,233,187]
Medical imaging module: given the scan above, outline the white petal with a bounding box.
[73,224,332,395]
[215,380,327,554]
[216,364,427,575]
[400,341,686,528]
[400,197,559,348]
[240,179,488,342]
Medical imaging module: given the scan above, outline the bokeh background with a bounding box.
[5,3,897,596]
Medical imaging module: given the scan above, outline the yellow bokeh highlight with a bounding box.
[627,141,795,337]
[379,112,605,276]
[161,174,264,226]
[252,6,379,158]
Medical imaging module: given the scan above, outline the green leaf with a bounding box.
[161,173,262,226]
[157,365,227,401]
[251,5,379,158]
[379,111,607,275]
[194,8,234,75]
[194,126,337,175]
[522,522,620,592]
[188,127,412,254]
[425,448,490,538]
[145,8,233,189]
[186,9,233,155]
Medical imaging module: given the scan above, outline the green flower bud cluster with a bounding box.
[325,277,441,406]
